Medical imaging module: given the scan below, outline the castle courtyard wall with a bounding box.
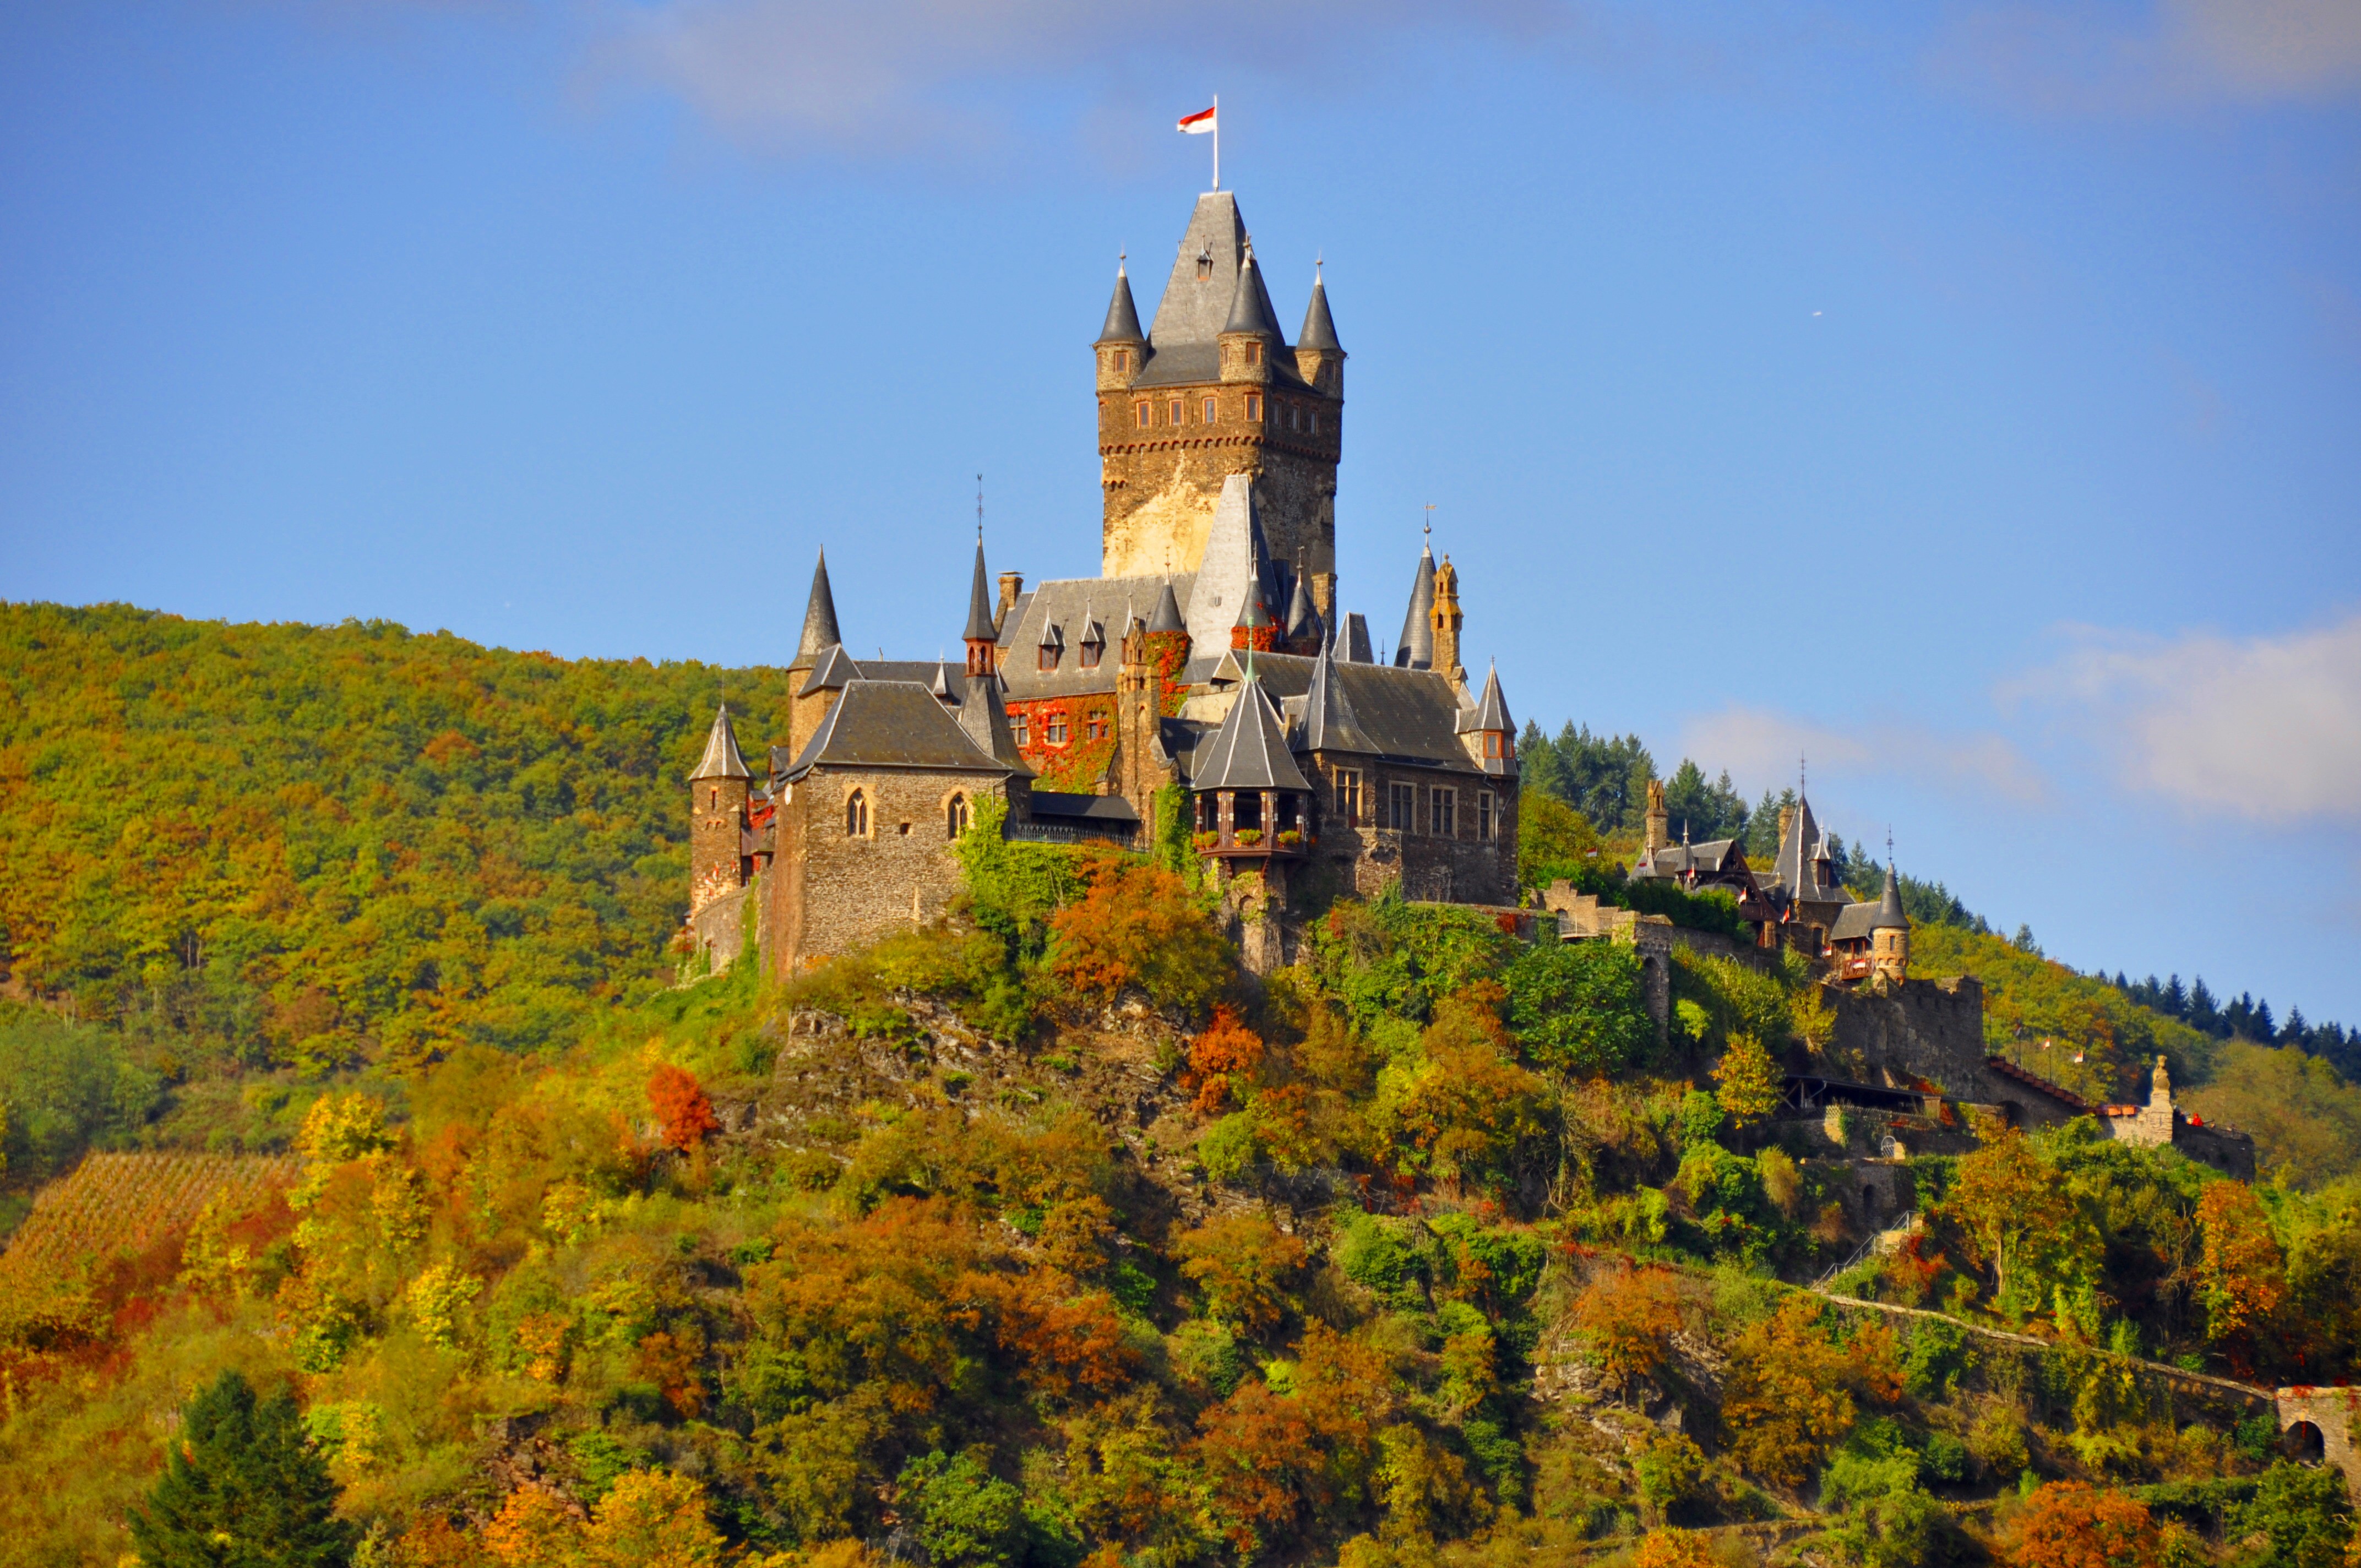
[767,768,1003,975]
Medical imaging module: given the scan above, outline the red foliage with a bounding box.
[1194,1380,1322,1550]
[1183,1007,1265,1114]
[2006,1482,2159,1567]
[647,1064,721,1152]
[989,1271,1136,1400]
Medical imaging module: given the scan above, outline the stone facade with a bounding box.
[2276,1386,2361,1495]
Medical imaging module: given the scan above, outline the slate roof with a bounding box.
[1461,663,1511,733]
[798,646,943,699]
[778,681,1015,783]
[955,671,1033,776]
[1096,262,1144,344]
[1283,569,1322,645]
[964,541,998,643]
[997,573,1195,701]
[1632,839,1751,881]
[1394,543,1435,668]
[1206,651,1475,770]
[1193,677,1313,793]
[1829,863,1910,939]
[1299,273,1341,352]
[1146,582,1187,634]
[690,704,751,782]
[1293,641,1377,755]
[1770,792,1842,903]
[1223,249,1280,336]
[796,550,842,665]
[1027,792,1140,825]
[1342,612,1374,663]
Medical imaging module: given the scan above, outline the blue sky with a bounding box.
[4,2,2357,1022]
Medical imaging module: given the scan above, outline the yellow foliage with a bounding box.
[406,1261,483,1349]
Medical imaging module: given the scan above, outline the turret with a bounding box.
[1869,859,1910,983]
[1458,662,1515,777]
[1394,535,1436,669]
[1282,560,1324,655]
[787,549,844,756]
[1294,263,1343,396]
[1095,257,1145,393]
[1431,554,1464,685]
[688,704,752,917]
[1218,246,1281,392]
[963,538,998,677]
[1644,778,1669,857]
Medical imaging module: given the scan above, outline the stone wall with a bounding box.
[1824,976,2005,1101]
[689,876,763,973]
[1307,758,1516,908]
[766,767,1006,976]
[2276,1386,2361,1495]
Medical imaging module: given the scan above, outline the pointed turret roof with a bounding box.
[1146,581,1187,635]
[1223,247,1280,337]
[1463,662,1511,733]
[1283,569,1322,645]
[1096,259,1144,344]
[964,539,997,644]
[1194,677,1313,793]
[1151,192,1252,345]
[1394,540,1436,669]
[1872,862,1909,932]
[1298,269,1341,352]
[1235,579,1276,632]
[1294,638,1376,755]
[1342,612,1374,663]
[931,658,960,703]
[958,669,1033,776]
[1772,793,1837,901]
[796,549,842,666]
[689,704,751,782]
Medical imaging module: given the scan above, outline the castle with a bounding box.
[685,188,1521,977]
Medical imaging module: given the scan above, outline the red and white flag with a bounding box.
[1177,105,1217,134]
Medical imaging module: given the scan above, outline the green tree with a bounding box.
[129,1369,358,1568]
[897,1450,1029,1568]
[1713,1033,1783,1129]
[2227,1460,2352,1568]
[1503,940,1653,1075]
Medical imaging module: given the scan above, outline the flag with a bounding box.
[1178,105,1217,134]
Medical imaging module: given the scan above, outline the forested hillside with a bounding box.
[0,603,798,1066]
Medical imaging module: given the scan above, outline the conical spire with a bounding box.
[1146,581,1187,635]
[963,538,997,645]
[1394,538,1436,669]
[1222,246,1280,337]
[1283,568,1322,647]
[689,704,750,782]
[1468,661,1511,733]
[931,657,960,703]
[1096,257,1144,345]
[1872,861,1908,932]
[1296,635,1374,755]
[796,549,842,665]
[1195,674,1312,794]
[1298,267,1341,351]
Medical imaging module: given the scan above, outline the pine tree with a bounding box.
[130,1370,357,1568]
[2163,974,2186,1016]
[2283,1008,2306,1046]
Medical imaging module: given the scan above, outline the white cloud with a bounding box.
[1932,0,2361,115]
[1675,704,2047,805]
[2012,612,2361,821]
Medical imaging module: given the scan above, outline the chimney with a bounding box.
[995,572,1024,634]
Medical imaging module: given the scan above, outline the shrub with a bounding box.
[1503,940,1656,1076]
[648,1064,721,1151]
[1570,1264,1687,1399]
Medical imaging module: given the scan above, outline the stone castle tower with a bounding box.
[688,705,751,916]
[1094,193,1344,619]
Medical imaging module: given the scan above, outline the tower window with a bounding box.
[1167,400,1182,425]
[846,790,868,837]
[1483,731,1503,759]
[1134,402,1150,429]
[1245,395,1261,422]
[1333,767,1363,826]
[1196,250,1213,280]
[1112,349,1129,373]
[1310,410,1320,435]
[1203,397,1216,424]
[1245,341,1262,367]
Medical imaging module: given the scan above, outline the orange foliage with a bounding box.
[1184,1006,1265,1114]
[1176,1212,1307,1334]
[482,1487,578,1567]
[1720,1295,1898,1488]
[1569,1265,1688,1397]
[1631,1529,1717,1568]
[1047,854,1229,1014]
[1194,1380,1323,1550]
[988,1270,1136,1400]
[633,1327,705,1417]
[647,1064,720,1152]
[2006,1482,2160,1568]
[2196,1179,2287,1368]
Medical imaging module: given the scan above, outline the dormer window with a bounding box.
[1038,644,1059,672]
[1196,248,1214,280]
[1483,732,1503,759]
[1038,624,1063,672]
[1080,632,1104,671]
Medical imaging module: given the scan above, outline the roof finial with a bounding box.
[976,473,984,543]
[1424,503,1434,542]
[1315,250,1324,281]
[1118,248,1127,276]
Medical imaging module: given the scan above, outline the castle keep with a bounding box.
[686,186,1520,977]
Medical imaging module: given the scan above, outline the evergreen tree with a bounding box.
[2011,924,2041,956]
[2163,974,2185,1016]
[2253,999,2276,1041]
[1516,721,1569,805]
[2283,1008,2306,1045]
[130,1370,356,1568]
[2189,979,2221,1035]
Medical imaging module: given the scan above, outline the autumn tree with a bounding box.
[1176,1212,1307,1335]
[1048,854,1231,1015]
[1940,1130,2093,1321]
[648,1064,720,1152]
[2195,1179,2287,1372]
[1712,1032,1783,1129]
[1631,1528,1717,1568]
[1569,1265,1688,1402]
[1184,1006,1266,1114]
[1721,1296,1897,1487]
[2005,1482,2159,1568]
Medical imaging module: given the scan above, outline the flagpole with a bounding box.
[1212,95,1220,190]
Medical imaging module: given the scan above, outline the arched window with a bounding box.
[846,790,868,837]
[947,794,971,837]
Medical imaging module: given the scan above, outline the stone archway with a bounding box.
[2276,1388,2361,1493]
